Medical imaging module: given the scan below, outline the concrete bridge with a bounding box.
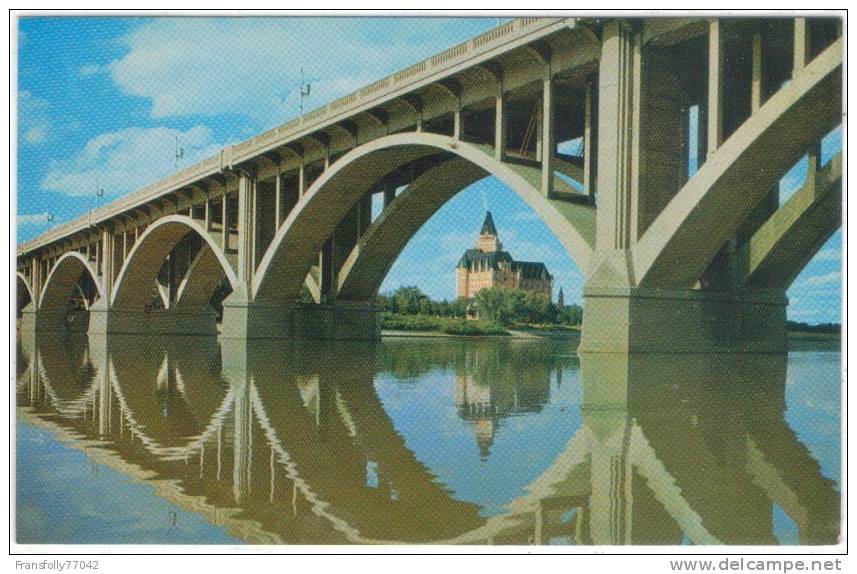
[17,16,842,352]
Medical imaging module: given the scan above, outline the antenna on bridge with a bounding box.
[90,179,105,227]
[174,136,184,170]
[299,67,312,117]
[46,213,53,223]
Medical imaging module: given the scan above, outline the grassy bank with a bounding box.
[787,330,841,342]
[381,313,509,336]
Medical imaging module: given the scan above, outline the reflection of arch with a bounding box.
[39,251,104,309]
[634,40,842,288]
[33,335,98,418]
[253,132,596,301]
[108,336,232,459]
[111,215,239,309]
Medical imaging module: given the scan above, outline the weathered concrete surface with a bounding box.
[88,300,219,336]
[579,287,788,354]
[221,296,381,340]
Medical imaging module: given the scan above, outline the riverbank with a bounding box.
[382,315,839,349]
[380,312,579,339]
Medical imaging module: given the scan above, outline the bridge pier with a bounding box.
[220,296,381,340]
[87,301,219,336]
[579,287,787,354]
[18,303,91,334]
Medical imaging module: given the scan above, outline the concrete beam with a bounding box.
[734,153,841,289]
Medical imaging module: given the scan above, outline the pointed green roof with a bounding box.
[480,211,497,235]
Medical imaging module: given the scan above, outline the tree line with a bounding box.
[376,285,583,327]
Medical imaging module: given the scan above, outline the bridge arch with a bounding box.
[632,40,842,289]
[253,132,595,302]
[17,273,33,315]
[111,215,239,310]
[39,251,104,310]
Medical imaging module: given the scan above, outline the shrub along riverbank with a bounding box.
[381,312,509,336]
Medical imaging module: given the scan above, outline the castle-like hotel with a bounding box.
[455,211,553,301]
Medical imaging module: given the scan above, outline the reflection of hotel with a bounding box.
[455,211,552,301]
[453,364,552,459]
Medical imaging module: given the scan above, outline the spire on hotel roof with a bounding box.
[480,211,497,236]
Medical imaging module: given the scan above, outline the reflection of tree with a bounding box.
[378,337,574,381]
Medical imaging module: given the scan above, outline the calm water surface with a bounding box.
[15,334,841,545]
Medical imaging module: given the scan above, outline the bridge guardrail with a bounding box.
[18,17,567,257]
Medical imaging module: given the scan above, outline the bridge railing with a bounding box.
[18,16,568,258]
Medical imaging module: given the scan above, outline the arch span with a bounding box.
[252,132,596,302]
[633,39,842,288]
[39,251,104,310]
[17,273,33,314]
[174,244,231,309]
[336,157,484,301]
[111,215,239,310]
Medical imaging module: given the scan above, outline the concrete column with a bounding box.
[383,182,396,208]
[274,167,282,229]
[30,257,41,306]
[101,228,114,296]
[221,190,228,251]
[595,21,640,252]
[494,90,507,161]
[584,77,598,199]
[707,19,724,158]
[541,73,555,196]
[752,26,763,112]
[95,236,101,279]
[319,237,335,302]
[298,164,306,196]
[453,109,461,140]
[204,195,211,231]
[250,174,258,273]
[237,172,254,289]
[794,18,809,72]
[807,141,821,191]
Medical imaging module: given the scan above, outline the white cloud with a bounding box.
[106,18,494,129]
[18,213,52,226]
[803,271,841,287]
[19,90,51,146]
[813,247,841,263]
[24,124,49,144]
[80,63,103,77]
[41,125,220,198]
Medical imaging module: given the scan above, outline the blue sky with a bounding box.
[17,17,842,323]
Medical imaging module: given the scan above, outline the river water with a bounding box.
[15,334,841,545]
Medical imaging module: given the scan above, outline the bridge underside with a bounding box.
[17,17,842,350]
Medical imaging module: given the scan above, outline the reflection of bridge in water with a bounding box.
[17,333,839,545]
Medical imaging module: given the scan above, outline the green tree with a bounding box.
[474,287,523,325]
[393,286,430,315]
